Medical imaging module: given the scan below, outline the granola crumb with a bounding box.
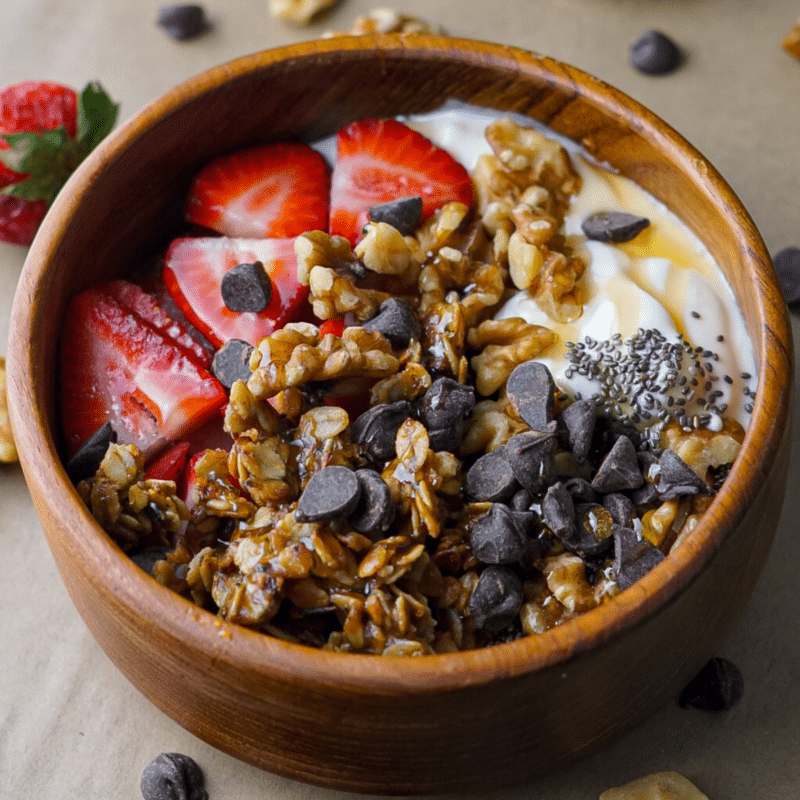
[0,357,19,464]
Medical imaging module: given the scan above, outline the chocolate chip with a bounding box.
[368,196,424,236]
[563,477,597,504]
[630,480,659,506]
[156,5,208,41]
[347,469,395,538]
[558,399,596,462]
[612,523,665,590]
[772,246,800,305]
[678,657,744,712]
[295,466,361,523]
[572,503,615,557]
[630,30,682,75]
[351,401,414,464]
[469,565,523,633]
[466,446,519,503]
[591,435,644,493]
[211,338,254,389]
[505,429,557,495]
[131,546,170,576]
[220,262,273,313]
[603,492,636,528]
[362,298,421,347]
[65,421,117,484]
[656,448,712,500]
[506,361,556,431]
[140,752,208,800]
[581,211,650,243]
[470,504,529,565]
[542,481,577,544]
[417,377,475,451]
[510,487,535,512]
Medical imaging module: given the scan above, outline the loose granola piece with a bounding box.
[783,18,800,59]
[191,448,257,519]
[228,429,298,506]
[324,6,439,37]
[1,357,20,463]
[223,378,283,437]
[294,405,359,487]
[268,0,337,25]
[600,771,709,800]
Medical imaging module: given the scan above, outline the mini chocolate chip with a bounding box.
[469,565,523,633]
[417,377,475,451]
[347,469,395,538]
[772,246,800,305]
[630,480,659,506]
[295,466,361,523]
[131,546,170,576]
[678,657,744,712]
[351,401,414,464]
[211,338,254,388]
[466,446,519,503]
[656,448,712,500]
[368,196,424,235]
[563,477,597,504]
[65,421,117,484]
[542,481,577,544]
[506,361,557,431]
[581,211,650,243]
[220,261,273,313]
[156,5,208,41]
[470,504,529,565]
[603,492,636,528]
[612,523,665,590]
[591,435,644,493]
[630,30,682,75]
[140,752,208,800]
[510,487,535,512]
[572,503,615,557]
[558,398,597,462]
[506,428,557,494]
[362,298,421,347]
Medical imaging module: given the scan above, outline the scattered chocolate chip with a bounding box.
[678,657,744,712]
[603,492,636,528]
[140,752,208,800]
[773,246,800,306]
[505,428,558,494]
[362,298,421,347]
[347,469,395,538]
[581,211,650,243]
[656,448,712,500]
[572,503,615,557]
[612,523,665,590]
[220,261,273,313]
[131,546,170,576]
[630,30,682,75]
[470,504,529,565]
[211,338,254,388]
[542,481,577,544]
[295,466,361,523]
[466,446,519,503]
[558,398,596,462]
[469,565,523,633]
[417,377,475,451]
[506,361,556,431]
[563,477,596,504]
[156,5,208,41]
[367,196,424,236]
[65,421,117,484]
[591,435,644,493]
[351,401,414,464]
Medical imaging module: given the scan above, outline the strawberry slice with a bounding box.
[329,117,473,245]
[143,440,191,482]
[162,236,308,348]
[101,279,212,368]
[60,288,227,459]
[184,141,331,238]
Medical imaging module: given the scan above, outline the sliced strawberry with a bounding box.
[143,440,191,482]
[0,194,48,246]
[319,318,346,338]
[329,117,473,245]
[60,288,227,459]
[184,142,330,239]
[162,236,308,348]
[101,279,212,368]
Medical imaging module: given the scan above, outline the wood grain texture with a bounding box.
[6,36,793,794]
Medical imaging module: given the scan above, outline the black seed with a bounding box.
[351,401,414,464]
[362,298,421,347]
[220,261,273,313]
[347,470,395,538]
[630,30,683,75]
[211,338,254,388]
[506,361,557,431]
[367,196,424,236]
[156,4,208,41]
[581,211,650,243]
[470,504,529,565]
[678,657,744,712]
[466,446,520,503]
[295,466,361,523]
[140,752,208,800]
[591,435,644,493]
[468,565,523,633]
[65,421,117,484]
[612,523,665,590]
[773,246,800,305]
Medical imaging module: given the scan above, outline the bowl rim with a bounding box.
[7,33,793,692]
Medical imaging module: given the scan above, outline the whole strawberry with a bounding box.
[0,80,118,246]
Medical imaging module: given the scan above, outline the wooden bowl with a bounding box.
[7,36,793,794]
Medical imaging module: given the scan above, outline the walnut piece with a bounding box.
[0,357,18,463]
[268,0,337,25]
[599,771,709,800]
[324,7,439,37]
[782,17,800,59]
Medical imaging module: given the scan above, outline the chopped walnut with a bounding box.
[534,250,586,323]
[540,552,598,614]
[599,771,710,800]
[325,7,439,37]
[268,0,337,25]
[0,357,18,463]
[223,378,283,437]
[459,397,528,455]
[421,299,469,382]
[407,201,470,263]
[662,418,744,479]
[355,222,418,281]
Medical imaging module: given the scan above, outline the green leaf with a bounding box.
[77,81,119,154]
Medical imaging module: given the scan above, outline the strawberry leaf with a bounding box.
[77,81,119,153]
